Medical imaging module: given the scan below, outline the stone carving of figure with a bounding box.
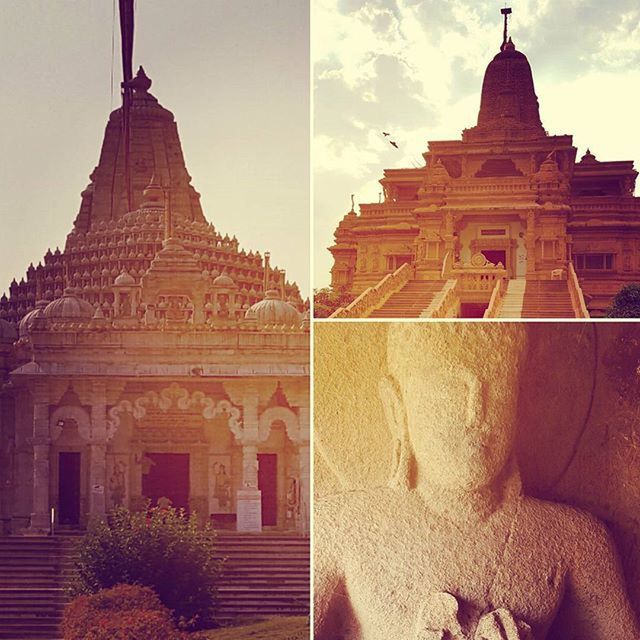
[314,324,639,640]
[109,460,127,508]
[213,463,232,511]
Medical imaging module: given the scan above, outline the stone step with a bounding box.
[369,279,446,318]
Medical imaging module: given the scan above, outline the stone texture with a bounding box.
[314,323,640,639]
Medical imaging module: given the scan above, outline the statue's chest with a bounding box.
[343,517,565,639]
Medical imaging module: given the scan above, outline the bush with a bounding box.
[313,287,355,318]
[607,283,640,318]
[61,584,176,640]
[72,507,222,629]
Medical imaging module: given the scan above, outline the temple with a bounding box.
[0,66,310,536]
[328,12,640,318]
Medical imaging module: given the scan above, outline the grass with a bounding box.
[199,616,309,639]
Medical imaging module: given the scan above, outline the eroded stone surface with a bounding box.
[314,323,639,639]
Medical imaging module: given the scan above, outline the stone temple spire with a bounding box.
[71,67,205,233]
[462,8,545,143]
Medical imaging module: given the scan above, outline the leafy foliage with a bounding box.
[197,616,309,639]
[313,287,355,318]
[606,283,640,318]
[73,507,222,629]
[61,584,176,640]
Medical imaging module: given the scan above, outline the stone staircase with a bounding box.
[496,279,526,318]
[215,533,309,622]
[0,536,78,640]
[368,280,446,318]
[0,532,309,639]
[521,280,575,318]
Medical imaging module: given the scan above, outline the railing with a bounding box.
[483,277,509,318]
[421,280,459,318]
[453,267,508,292]
[330,263,413,318]
[567,262,590,318]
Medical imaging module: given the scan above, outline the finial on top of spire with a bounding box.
[350,194,355,212]
[123,66,152,93]
[500,7,512,51]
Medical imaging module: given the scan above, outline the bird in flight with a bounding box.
[390,140,399,149]
[382,131,390,136]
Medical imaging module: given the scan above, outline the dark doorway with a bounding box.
[58,452,81,526]
[141,453,190,511]
[257,453,278,527]
[481,249,506,268]
[460,302,488,318]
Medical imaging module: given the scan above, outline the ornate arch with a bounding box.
[50,405,92,442]
[258,406,300,443]
[106,382,243,441]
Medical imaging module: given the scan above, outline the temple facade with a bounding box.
[0,68,310,536]
[328,37,640,319]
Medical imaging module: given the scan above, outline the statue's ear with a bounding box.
[378,375,410,488]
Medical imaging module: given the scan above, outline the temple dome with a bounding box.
[18,300,49,337]
[114,270,136,286]
[213,273,235,287]
[464,39,545,142]
[43,289,95,322]
[246,290,302,325]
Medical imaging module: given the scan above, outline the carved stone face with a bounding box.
[387,324,526,492]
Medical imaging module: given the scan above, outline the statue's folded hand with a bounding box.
[415,593,533,640]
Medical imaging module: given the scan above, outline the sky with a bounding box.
[0,1,309,299]
[313,0,640,289]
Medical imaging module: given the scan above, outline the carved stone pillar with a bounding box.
[298,442,310,534]
[241,444,259,489]
[525,211,537,277]
[30,438,51,532]
[237,444,261,533]
[30,385,51,533]
[88,442,107,518]
[88,382,107,519]
[297,405,310,534]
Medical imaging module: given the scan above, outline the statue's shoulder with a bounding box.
[315,486,400,538]
[519,496,614,556]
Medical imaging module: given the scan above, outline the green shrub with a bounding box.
[73,507,222,629]
[61,584,176,640]
[313,287,355,318]
[607,283,640,318]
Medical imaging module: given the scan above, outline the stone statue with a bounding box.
[315,324,639,639]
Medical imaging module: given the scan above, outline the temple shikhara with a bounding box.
[0,15,309,541]
[328,11,640,318]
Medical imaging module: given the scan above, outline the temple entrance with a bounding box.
[141,453,190,511]
[258,454,278,526]
[58,452,81,526]
[481,249,506,268]
[459,302,489,318]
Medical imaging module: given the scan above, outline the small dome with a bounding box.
[43,288,95,322]
[245,290,302,326]
[114,270,136,286]
[19,300,49,337]
[0,318,17,342]
[213,273,235,287]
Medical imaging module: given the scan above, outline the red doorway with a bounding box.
[258,454,278,527]
[481,249,506,268]
[141,453,190,511]
[58,452,81,526]
[460,302,488,318]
